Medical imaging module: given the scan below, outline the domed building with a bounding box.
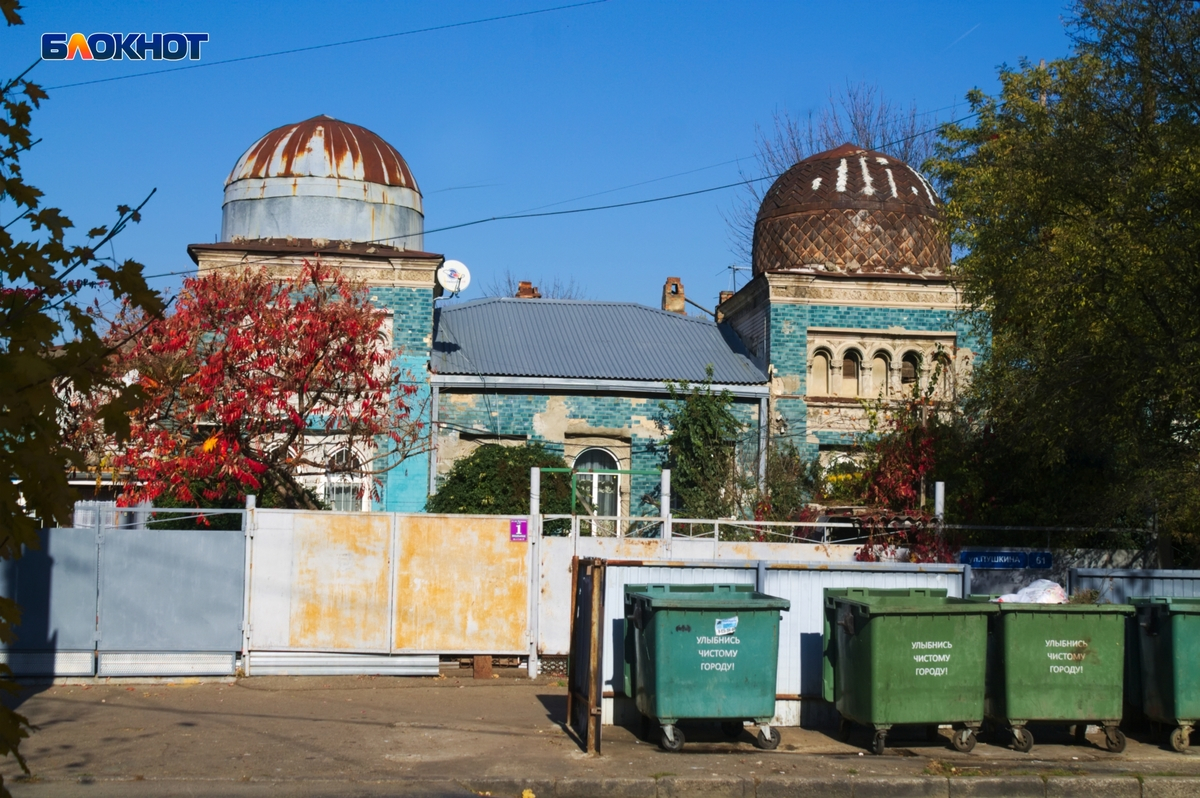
[221,115,424,248]
[720,143,977,460]
[189,116,447,513]
[183,124,972,512]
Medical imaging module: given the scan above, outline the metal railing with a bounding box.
[539,513,859,543]
[73,500,246,530]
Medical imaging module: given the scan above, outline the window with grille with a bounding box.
[326,449,363,512]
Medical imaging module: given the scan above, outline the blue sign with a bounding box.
[1028,551,1053,569]
[960,551,1053,570]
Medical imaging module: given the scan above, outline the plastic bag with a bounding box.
[995,579,1068,604]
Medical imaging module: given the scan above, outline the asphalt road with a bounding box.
[2,668,1198,796]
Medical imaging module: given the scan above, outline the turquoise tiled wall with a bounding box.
[368,286,435,513]
[768,302,985,457]
[438,391,760,515]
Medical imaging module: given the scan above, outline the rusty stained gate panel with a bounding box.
[288,512,393,652]
[392,515,529,654]
[568,557,604,754]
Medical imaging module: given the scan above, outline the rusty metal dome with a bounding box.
[752,143,949,277]
[225,115,419,191]
[221,116,424,246]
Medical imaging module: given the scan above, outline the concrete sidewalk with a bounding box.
[3,669,1198,796]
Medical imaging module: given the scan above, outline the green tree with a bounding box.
[752,439,819,523]
[0,5,162,790]
[660,367,745,519]
[427,443,571,516]
[929,0,1200,562]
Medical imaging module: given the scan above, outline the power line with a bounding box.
[138,109,980,282]
[41,1,609,91]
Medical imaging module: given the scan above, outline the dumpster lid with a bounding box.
[1130,597,1200,612]
[989,601,1133,613]
[626,584,789,611]
[828,593,998,616]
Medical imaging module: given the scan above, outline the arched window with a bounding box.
[871,354,890,397]
[933,353,954,398]
[840,351,861,397]
[326,449,363,512]
[574,448,619,518]
[901,353,921,391]
[809,352,830,395]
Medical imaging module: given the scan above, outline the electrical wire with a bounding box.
[41,1,610,92]
[138,108,980,283]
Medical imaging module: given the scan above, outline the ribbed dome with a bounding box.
[752,143,949,277]
[220,116,424,246]
[226,115,419,192]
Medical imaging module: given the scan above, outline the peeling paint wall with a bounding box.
[368,285,435,513]
[436,391,760,512]
[393,515,528,653]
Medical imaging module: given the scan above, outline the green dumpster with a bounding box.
[1131,597,1200,753]
[979,600,1134,754]
[624,583,790,752]
[823,587,997,755]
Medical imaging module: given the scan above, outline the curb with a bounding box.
[460,775,1193,798]
[8,775,1197,797]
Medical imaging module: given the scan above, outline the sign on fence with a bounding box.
[510,519,528,542]
[960,550,1052,570]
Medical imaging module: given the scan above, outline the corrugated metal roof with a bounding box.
[431,298,768,385]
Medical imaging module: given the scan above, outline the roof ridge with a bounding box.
[444,296,719,325]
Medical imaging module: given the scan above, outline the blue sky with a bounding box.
[3,1,1073,311]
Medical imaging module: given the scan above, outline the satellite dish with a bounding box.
[437,260,471,295]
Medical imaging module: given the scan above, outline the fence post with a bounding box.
[661,469,672,540]
[529,468,540,679]
[93,504,104,654]
[242,495,256,676]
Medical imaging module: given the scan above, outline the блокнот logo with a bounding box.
[41,33,208,61]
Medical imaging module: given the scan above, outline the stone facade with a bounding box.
[434,390,761,517]
[721,271,980,460]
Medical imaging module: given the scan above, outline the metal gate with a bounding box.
[97,524,246,676]
[0,511,247,677]
[0,528,98,676]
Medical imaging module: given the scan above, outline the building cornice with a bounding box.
[431,373,769,398]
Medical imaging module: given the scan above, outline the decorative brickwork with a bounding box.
[753,144,950,277]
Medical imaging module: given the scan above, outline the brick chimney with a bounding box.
[515,281,541,299]
[716,291,734,322]
[662,277,685,314]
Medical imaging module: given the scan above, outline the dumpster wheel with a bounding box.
[1170,726,1192,753]
[1012,727,1034,753]
[951,727,977,753]
[871,730,887,756]
[1105,727,1126,753]
[659,724,685,753]
[755,725,780,750]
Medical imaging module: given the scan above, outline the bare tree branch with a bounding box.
[725,82,942,265]
[482,268,591,299]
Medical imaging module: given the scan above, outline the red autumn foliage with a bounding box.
[71,261,421,509]
[851,394,957,564]
[862,396,939,512]
[853,512,956,563]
